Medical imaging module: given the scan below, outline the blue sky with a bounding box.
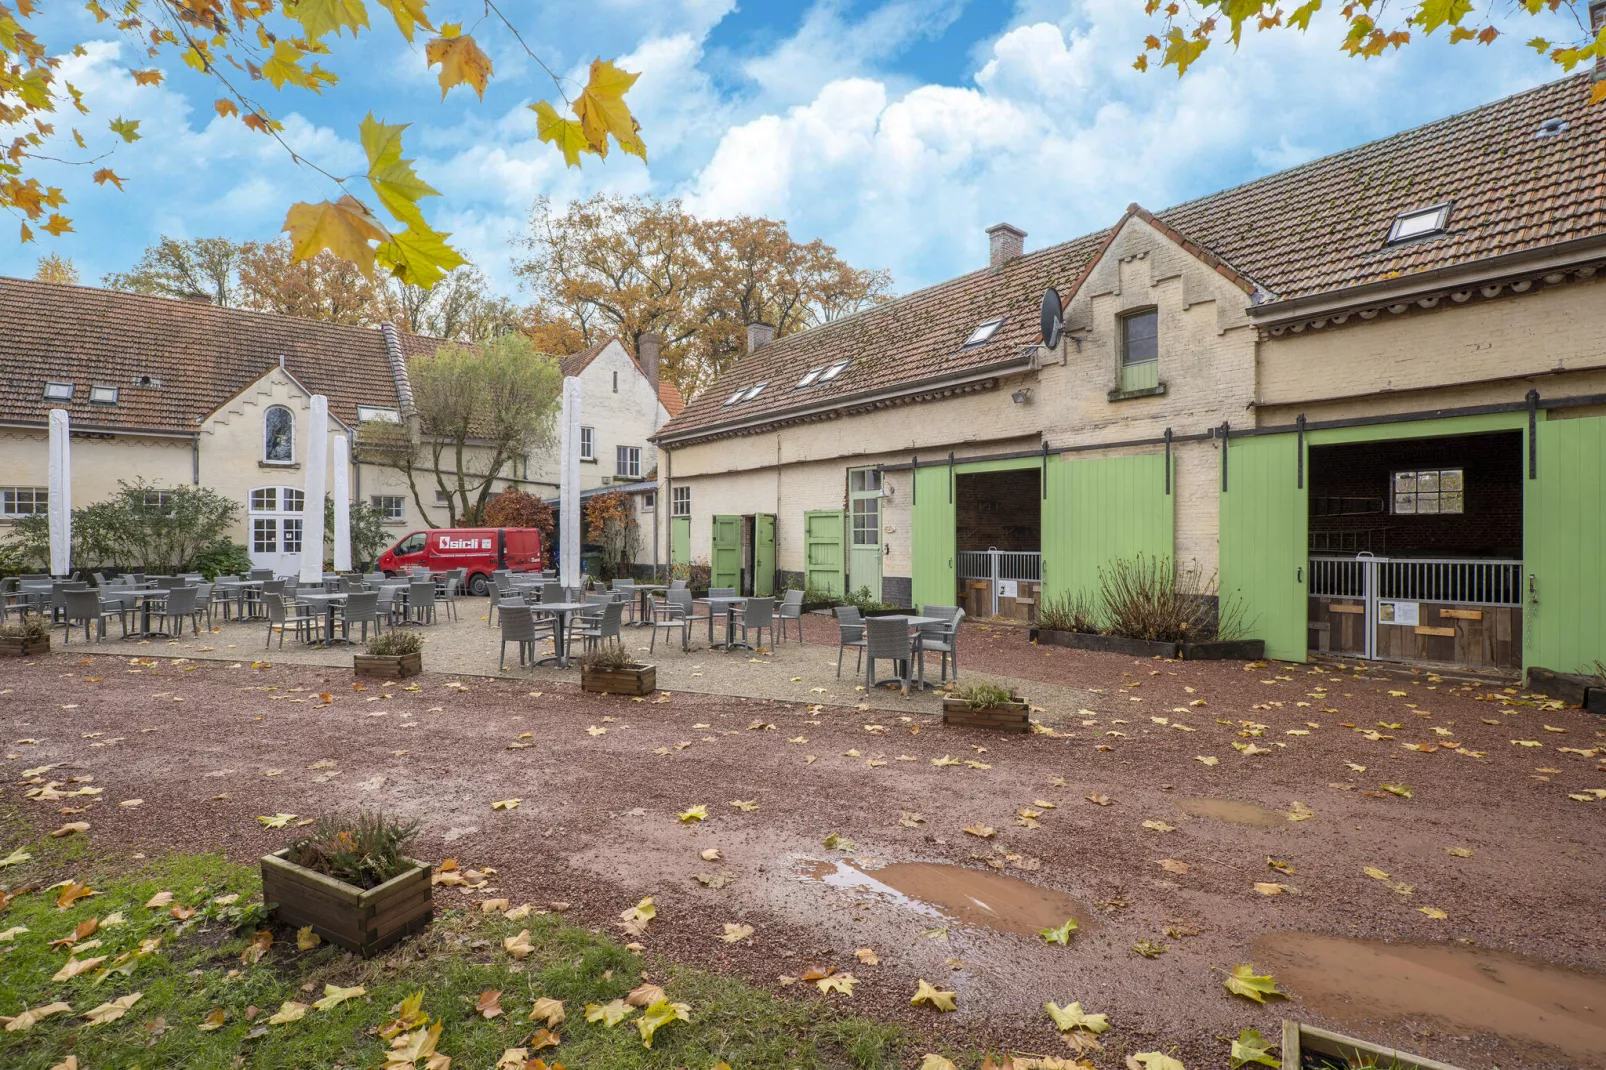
[1,0,1577,298]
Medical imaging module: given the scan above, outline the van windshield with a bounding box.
[394,532,426,555]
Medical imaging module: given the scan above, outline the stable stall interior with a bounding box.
[1306,430,1523,671]
[954,467,1041,620]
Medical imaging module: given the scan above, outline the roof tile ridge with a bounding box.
[379,322,415,414]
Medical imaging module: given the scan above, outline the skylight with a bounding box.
[357,404,401,424]
[89,385,119,404]
[1387,204,1450,245]
[796,368,822,388]
[962,317,1005,348]
[818,360,851,382]
[742,382,767,401]
[723,390,746,407]
[43,382,73,401]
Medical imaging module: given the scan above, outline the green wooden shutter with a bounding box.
[911,464,956,609]
[754,513,776,597]
[1041,452,1174,605]
[803,510,845,597]
[1219,432,1308,662]
[669,516,690,566]
[711,515,741,590]
[1526,413,1606,677]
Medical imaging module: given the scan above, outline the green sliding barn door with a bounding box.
[1526,413,1606,676]
[711,514,741,590]
[1041,452,1173,604]
[754,513,776,597]
[669,516,690,566]
[1219,432,1308,662]
[803,510,846,597]
[911,464,956,610]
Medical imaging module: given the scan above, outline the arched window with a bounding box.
[264,405,294,463]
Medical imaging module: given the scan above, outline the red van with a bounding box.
[376,528,543,595]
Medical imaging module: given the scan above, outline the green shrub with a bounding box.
[366,630,423,657]
[1037,589,1101,633]
[802,584,841,606]
[841,585,890,613]
[950,681,1017,710]
[283,811,421,889]
[189,538,253,580]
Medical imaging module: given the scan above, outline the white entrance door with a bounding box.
[248,486,307,576]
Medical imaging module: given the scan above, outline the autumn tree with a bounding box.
[34,253,79,285]
[483,488,555,542]
[359,332,563,527]
[236,238,387,325]
[3,3,646,286]
[386,264,525,341]
[584,489,640,581]
[103,236,250,305]
[1141,0,1606,94]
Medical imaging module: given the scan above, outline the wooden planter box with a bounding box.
[1032,629,1180,658]
[581,663,656,696]
[354,652,422,678]
[1586,687,1606,715]
[0,635,50,657]
[1526,665,1596,707]
[942,696,1030,733]
[1281,1021,1467,1070]
[1179,638,1265,661]
[261,849,432,957]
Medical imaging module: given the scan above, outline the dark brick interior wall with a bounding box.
[882,576,912,608]
[956,469,1041,551]
[1308,431,1521,558]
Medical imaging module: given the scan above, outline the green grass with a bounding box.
[0,837,911,1070]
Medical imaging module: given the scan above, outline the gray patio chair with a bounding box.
[376,583,403,626]
[777,589,805,644]
[499,607,555,671]
[157,585,200,637]
[669,578,687,591]
[264,592,321,648]
[648,593,691,653]
[248,568,273,580]
[701,587,737,642]
[437,568,463,622]
[735,596,775,650]
[491,594,530,630]
[835,606,866,678]
[568,599,623,655]
[62,588,126,643]
[407,579,438,625]
[192,582,215,630]
[337,591,385,643]
[863,616,913,697]
[916,607,965,684]
[47,581,87,624]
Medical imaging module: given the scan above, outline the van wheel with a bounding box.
[468,572,490,596]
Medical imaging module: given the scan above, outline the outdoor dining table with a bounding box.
[868,614,947,689]
[126,588,173,640]
[703,595,751,651]
[295,591,350,647]
[529,601,591,668]
[215,579,263,619]
[626,584,667,626]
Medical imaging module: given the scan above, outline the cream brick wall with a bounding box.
[527,340,669,492]
[0,429,192,535]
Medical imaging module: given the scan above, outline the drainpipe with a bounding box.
[191,433,200,485]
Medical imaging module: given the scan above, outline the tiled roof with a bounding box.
[658,75,1606,442]
[558,338,611,378]
[657,378,685,416]
[0,277,403,433]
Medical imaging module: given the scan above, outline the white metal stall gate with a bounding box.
[1308,554,1523,661]
[956,549,1040,616]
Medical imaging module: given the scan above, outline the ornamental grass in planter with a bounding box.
[262,811,431,956]
[579,645,656,696]
[355,630,423,678]
[0,615,51,657]
[942,681,1030,733]
[1280,1020,1469,1070]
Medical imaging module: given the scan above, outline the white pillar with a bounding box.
[47,409,71,576]
[332,434,352,572]
[559,377,582,589]
[299,396,329,584]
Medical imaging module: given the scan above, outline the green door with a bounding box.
[1219,432,1308,662]
[711,515,741,590]
[848,467,883,600]
[803,510,845,597]
[754,513,776,597]
[1526,413,1606,676]
[669,516,690,567]
[911,464,956,610]
[1041,452,1174,605]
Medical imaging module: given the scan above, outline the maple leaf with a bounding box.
[855,947,879,965]
[921,1057,959,1070]
[283,196,390,278]
[290,0,372,41]
[1045,1000,1109,1033]
[730,799,759,812]
[56,882,95,909]
[3,1001,72,1031]
[52,953,107,981]
[240,929,273,966]
[82,992,142,1026]
[573,58,645,159]
[721,922,754,943]
[1220,964,1285,1003]
[1128,1054,1185,1070]
[626,983,666,1007]
[108,117,140,142]
[1085,793,1113,806]
[620,897,656,935]
[313,984,366,1011]
[1142,820,1176,832]
[1382,783,1413,798]
[374,0,434,40]
[527,1026,561,1051]
[529,997,565,1027]
[1039,918,1078,945]
[267,1000,309,1024]
[476,989,504,1019]
[492,798,520,810]
[426,30,493,99]
[214,99,239,119]
[91,169,125,190]
[584,999,634,1027]
[51,822,90,838]
[197,1007,226,1031]
[1285,801,1316,821]
[1194,755,1219,766]
[910,979,957,1012]
[0,848,32,868]
[296,926,321,950]
[503,929,535,958]
[962,823,995,838]
[635,998,689,1047]
[677,804,708,822]
[822,832,855,851]
[816,972,856,995]
[257,813,298,828]
[532,101,592,168]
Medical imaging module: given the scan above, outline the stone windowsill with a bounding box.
[259,460,301,470]
[1107,382,1167,402]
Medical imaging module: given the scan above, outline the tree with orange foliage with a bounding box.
[483,489,555,543]
[584,490,640,582]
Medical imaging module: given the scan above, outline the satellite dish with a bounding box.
[1039,287,1064,349]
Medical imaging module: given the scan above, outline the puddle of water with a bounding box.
[1179,796,1285,826]
[798,858,1091,938]
[1253,931,1606,1064]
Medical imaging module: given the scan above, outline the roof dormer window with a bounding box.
[962,317,1005,348]
[1386,203,1450,245]
[43,381,74,401]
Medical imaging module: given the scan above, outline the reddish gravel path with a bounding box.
[2,633,1604,1069]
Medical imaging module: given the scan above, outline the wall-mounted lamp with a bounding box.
[1011,388,1033,405]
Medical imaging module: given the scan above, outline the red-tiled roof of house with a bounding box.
[658,75,1606,443]
[0,277,403,434]
[558,338,612,378]
[657,378,686,416]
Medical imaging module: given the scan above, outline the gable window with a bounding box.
[962,318,1005,348]
[616,445,641,479]
[580,426,595,461]
[264,405,295,463]
[671,486,690,516]
[371,495,405,521]
[1387,203,1450,245]
[1,487,47,517]
[1392,468,1464,515]
[357,404,400,423]
[43,382,73,401]
[89,385,119,404]
[612,370,619,393]
[1121,309,1159,366]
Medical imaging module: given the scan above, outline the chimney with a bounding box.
[638,331,661,392]
[746,322,775,353]
[986,223,1026,271]
[1593,0,1606,79]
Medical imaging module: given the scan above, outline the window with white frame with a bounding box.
[371,495,405,521]
[1,487,47,517]
[43,382,73,401]
[141,490,173,512]
[616,445,641,479]
[89,385,119,404]
[252,518,278,553]
[580,426,595,461]
[263,405,294,463]
[282,517,304,553]
[435,488,450,505]
[1392,468,1464,515]
[282,488,305,512]
[671,486,690,516]
[357,404,401,423]
[1386,204,1451,245]
[641,490,656,511]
